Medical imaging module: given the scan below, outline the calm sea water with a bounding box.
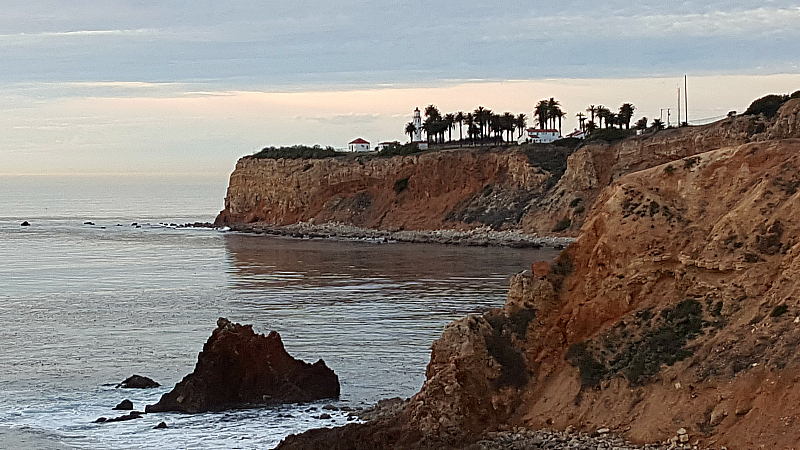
[0,176,559,449]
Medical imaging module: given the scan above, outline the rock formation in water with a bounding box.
[116,374,160,389]
[278,100,800,449]
[146,318,339,413]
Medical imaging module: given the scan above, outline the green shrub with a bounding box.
[550,254,574,276]
[664,165,675,175]
[251,145,339,159]
[569,198,582,208]
[377,142,423,157]
[771,304,789,318]
[586,128,632,143]
[744,94,790,118]
[552,218,571,232]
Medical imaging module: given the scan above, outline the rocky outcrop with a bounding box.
[146,318,339,413]
[216,149,551,231]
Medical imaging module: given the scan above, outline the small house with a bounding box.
[348,138,371,152]
[374,141,397,152]
[518,128,560,144]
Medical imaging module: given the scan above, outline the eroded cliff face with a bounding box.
[217,100,800,236]
[408,137,800,449]
[521,98,800,234]
[278,100,800,450]
[215,148,551,232]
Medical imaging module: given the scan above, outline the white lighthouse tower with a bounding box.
[412,107,422,142]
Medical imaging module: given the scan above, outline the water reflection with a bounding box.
[221,234,561,404]
[223,233,560,288]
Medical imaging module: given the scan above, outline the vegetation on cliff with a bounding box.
[743,90,800,118]
[250,145,340,160]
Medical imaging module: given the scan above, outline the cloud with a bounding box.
[0,2,798,88]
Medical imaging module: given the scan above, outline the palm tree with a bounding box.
[576,112,586,131]
[635,117,648,130]
[586,105,597,126]
[501,112,515,142]
[474,106,490,141]
[515,113,527,138]
[468,123,480,143]
[405,122,417,142]
[585,120,597,133]
[651,118,665,131]
[425,104,441,121]
[618,103,636,130]
[607,112,618,129]
[444,113,455,143]
[455,111,464,143]
[547,98,562,131]
[596,106,610,128]
[535,100,549,129]
[490,114,503,143]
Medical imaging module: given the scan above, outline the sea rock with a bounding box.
[116,375,160,389]
[145,318,339,413]
[113,399,134,410]
[94,411,143,423]
[154,422,168,429]
[20,221,30,226]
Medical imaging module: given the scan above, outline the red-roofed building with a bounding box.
[348,138,370,152]
[517,128,561,144]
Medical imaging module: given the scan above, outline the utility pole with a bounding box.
[667,108,671,127]
[684,75,688,125]
[677,87,681,126]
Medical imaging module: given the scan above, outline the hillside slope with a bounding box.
[278,102,800,449]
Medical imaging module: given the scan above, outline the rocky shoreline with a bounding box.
[225,221,575,248]
[471,428,695,450]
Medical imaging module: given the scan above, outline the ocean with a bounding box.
[0,175,559,449]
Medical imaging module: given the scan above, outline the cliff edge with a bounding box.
[278,99,800,449]
[216,100,800,236]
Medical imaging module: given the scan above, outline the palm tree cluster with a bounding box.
[406,105,528,145]
[580,103,637,132]
[534,98,565,133]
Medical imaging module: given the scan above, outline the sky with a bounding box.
[2,1,800,176]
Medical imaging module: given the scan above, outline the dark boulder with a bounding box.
[20,221,30,226]
[145,318,339,413]
[154,422,168,429]
[113,399,134,410]
[94,411,143,423]
[116,375,160,389]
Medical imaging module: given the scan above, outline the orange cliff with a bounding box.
[214,147,553,232]
[215,100,800,237]
[277,100,800,449]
